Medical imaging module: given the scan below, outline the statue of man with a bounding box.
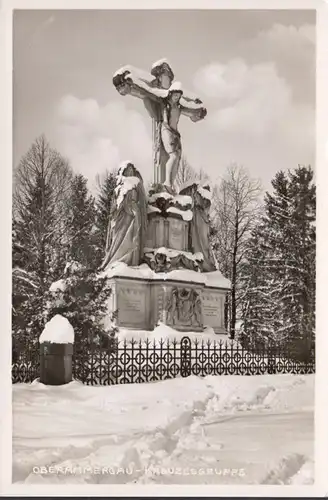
[161,82,183,192]
[113,60,207,193]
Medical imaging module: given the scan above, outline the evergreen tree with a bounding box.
[66,174,97,269]
[12,135,72,346]
[240,166,315,360]
[263,171,292,346]
[94,170,116,266]
[12,222,38,356]
[239,221,271,350]
[283,166,315,359]
[45,263,118,352]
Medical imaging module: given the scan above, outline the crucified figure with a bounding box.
[161,82,183,190]
[113,59,207,193]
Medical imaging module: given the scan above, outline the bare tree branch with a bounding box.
[211,163,263,338]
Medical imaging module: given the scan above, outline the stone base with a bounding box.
[107,274,228,334]
[40,342,73,385]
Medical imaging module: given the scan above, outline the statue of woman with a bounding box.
[99,163,148,270]
[180,183,217,272]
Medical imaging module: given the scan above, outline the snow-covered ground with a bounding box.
[12,374,314,485]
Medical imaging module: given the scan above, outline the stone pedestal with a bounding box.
[103,183,230,335]
[107,273,229,334]
[145,215,189,252]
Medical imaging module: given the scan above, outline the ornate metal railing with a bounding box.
[12,336,315,385]
[72,336,315,385]
[12,339,40,383]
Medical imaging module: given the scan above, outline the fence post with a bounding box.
[267,343,276,375]
[39,315,74,385]
[180,336,191,377]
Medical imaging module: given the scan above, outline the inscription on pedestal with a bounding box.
[145,216,166,249]
[203,303,219,318]
[202,291,224,332]
[155,218,165,247]
[124,299,142,312]
[146,215,188,252]
[168,218,187,251]
[117,284,148,329]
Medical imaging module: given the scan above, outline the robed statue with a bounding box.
[180,183,217,272]
[99,163,148,270]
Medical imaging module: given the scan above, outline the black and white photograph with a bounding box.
[4,3,321,492]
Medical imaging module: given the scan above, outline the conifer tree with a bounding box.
[239,222,271,349]
[283,166,315,359]
[65,174,97,269]
[240,166,315,360]
[46,262,118,355]
[12,135,72,346]
[263,171,292,345]
[94,170,117,266]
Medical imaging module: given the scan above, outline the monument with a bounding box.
[102,59,230,334]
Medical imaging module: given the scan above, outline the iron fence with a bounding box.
[12,336,315,385]
[12,339,40,383]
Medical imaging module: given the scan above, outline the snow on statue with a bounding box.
[99,162,148,271]
[113,59,207,194]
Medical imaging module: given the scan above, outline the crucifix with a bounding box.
[113,59,207,193]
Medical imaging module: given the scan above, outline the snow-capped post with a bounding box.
[39,315,74,385]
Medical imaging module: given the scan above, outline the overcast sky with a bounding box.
[13,9,316,191]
